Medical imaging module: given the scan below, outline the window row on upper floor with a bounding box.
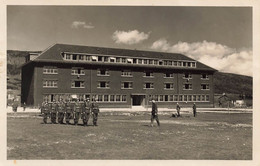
[61,52,197,68]
[43,66,210,80]
[43,79,210,90]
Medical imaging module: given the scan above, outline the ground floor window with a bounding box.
[148,94,210,102]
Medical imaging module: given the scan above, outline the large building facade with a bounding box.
[21,44,217,108]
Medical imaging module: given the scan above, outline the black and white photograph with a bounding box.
[1,2,259,164]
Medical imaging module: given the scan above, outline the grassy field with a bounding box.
[7,111,252,160]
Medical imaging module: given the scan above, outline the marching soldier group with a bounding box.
[41,98,99,126]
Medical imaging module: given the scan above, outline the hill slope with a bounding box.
[7,50,253,96]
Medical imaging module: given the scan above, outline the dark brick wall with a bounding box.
[29,62,214,107]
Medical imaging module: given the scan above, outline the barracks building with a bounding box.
[21,43,217,108]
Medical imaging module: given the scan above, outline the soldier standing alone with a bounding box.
[193,103,197,117]
[82,98,91,126]
[74,99,81,125]
[150,100,160,127]
[92,99,100,126]
[176,103,181,117]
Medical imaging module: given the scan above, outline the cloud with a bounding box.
[151,39,252,76]
[112,30,150,45]
[71,21,95,29]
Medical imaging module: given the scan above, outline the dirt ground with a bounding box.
[7,111,252,160]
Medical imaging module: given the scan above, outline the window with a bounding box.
[122,95,127,102]
[116,57,121,63]
[159,95,164,101]
[110,95,115,102]
[183,73,192,79]
[168,61,172,65]
[179,95,183,101]
[133,59,137,64]
[65,54,71,60]
[193,95,197,101]
[154,95,158,101]
[78,55,84,60]
[98,56,103,62]
[85,55,91,61]
[97,95,103,102]
[201,73,209,80]
[173,61,178,66]
[183,83,192,90]
[149,59,153,65]
[110,57,116,63]
[184,95,188,101]
[188,95,192,101]
[121,82,133,89]
[71,68,85,75]
[127,58,133,63]
[92,56,97,61]
[197,95,201,101]
[98,81,109,88]
[144,83,154,89]
[43,80,58,88]
[178,61,182,67]
[116,95,121,101]
[201,84,210,90]
[183,62,187,67]
[143,59,148,64]
[206,95,209,101]
[72,54,77,60]
[104,95,109,102]
[163,61,167,65]
[121,70,132,77]
[154,60,158,65]
[104,56,109,62]
[138,59,142,64]
[164,83,174,90]
[121,58,126,63]
[169,95,174,101]
[202,95,205,101]
[164,73,173,78]
[97,69,109,76]
[165,95,168,101]
[71,80,84,88]
[144,71,154,77]
[43,66,58,74]
[191,62,196,68]
[174,95,178,101]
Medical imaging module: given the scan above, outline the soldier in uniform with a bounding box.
[50,100,58,124]
[150,100,160,127]
[176,103,181,117]
[92,99,100,126]
[74,98,81,125]
[57,99,65,124]
[193,103,197,117]
[82,98,92,126]
[41,101,50,124]
[65,99,73,124]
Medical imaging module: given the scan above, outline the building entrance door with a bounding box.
[132,95,145,106]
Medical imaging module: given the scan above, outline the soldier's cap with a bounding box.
[152,99,155,102]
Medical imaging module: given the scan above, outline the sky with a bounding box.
[7,6,252,76]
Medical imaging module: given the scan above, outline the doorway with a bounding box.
[132,95,145,106]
